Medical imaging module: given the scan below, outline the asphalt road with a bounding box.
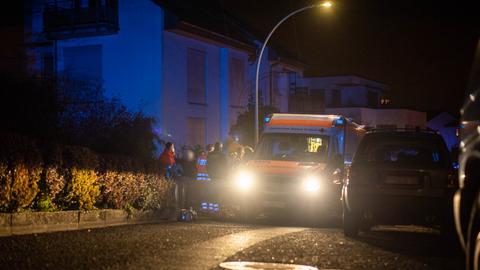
[0,219,463,270]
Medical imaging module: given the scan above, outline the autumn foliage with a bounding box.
[0,133,173,212]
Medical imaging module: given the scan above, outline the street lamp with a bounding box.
[254,1,333,144]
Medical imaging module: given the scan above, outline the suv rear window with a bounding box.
[354,135,449,168]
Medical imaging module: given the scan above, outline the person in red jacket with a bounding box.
[160,142,176,177]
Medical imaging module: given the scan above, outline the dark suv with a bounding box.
[342,129,456,237]
[454,40,480,270]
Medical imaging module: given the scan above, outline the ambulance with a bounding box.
[230,113,365,220]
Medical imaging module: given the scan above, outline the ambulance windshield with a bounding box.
[254,133,330,163]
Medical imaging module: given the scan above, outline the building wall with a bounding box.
[247,47,302,113]
[46,0,164,133]
[298,75,388,109]
[162,30,249,147]
[25,0,301,150]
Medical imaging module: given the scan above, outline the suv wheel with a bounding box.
[343,204,360,237]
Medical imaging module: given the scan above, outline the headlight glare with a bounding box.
[302,175,321,192]
[234,171,254,190]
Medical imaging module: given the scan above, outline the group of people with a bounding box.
[159,139,253,181]
[158,140,253,213]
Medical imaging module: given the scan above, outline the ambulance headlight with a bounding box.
[234,171,254,191]
[302,175,322,193]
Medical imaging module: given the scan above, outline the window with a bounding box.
[186,117,206,147]
[355,137,448,168]
[229,57,245,107]
[187,48,206,104]
[381,98,391,106]
[255,133,330,163]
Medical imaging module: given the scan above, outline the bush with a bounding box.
[43,166,65,206]
[0,133,42,211]
[64,168,100,210]
[10,164,42,211]
[0,162,11,211]
[138,174,174,211]
[98,171,142,209]
[0,132,173,212]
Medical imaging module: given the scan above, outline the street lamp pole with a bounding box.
[254,1,332,145]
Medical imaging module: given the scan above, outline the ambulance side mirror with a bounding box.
[332,168,343,185]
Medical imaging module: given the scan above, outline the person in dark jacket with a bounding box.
[207,142,228,180]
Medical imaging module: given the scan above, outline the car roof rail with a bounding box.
[365,127,439,134]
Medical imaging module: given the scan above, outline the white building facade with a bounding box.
[25,0,303,149]
[297,75,426,128]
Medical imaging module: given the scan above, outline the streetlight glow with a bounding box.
[320,1,333,8]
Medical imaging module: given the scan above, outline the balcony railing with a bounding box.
[43,0,119,39]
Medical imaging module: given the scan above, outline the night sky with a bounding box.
[3,1,479,114]
[219,0,479,114]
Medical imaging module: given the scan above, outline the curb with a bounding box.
[0,209,174,237]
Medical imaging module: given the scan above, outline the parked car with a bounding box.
[454,40,480,270]
[342,129,456,237]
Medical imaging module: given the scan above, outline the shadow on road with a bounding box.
[356,226,463,258]
[231,214,342,229]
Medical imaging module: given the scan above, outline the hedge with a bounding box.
[0,132,174,212]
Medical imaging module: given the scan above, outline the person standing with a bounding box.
[178,148,196,178]
[207,142,227,179]
[196,150,210,181]
[160,142,176,178]
[203,142,227,213]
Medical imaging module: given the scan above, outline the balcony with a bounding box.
[43,0,119,39]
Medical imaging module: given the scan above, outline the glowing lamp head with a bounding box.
[319,1,333,8]
[302,175,322,193]
[234,171,254,191]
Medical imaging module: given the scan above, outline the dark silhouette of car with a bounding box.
[342,129,456,237]
[454,40,480,270]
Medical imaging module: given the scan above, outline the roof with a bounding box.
[300,75,390,92]
[155,0,307,67]
[165,20,256,54]
[157,0,256,48]
[266,114,342,128]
